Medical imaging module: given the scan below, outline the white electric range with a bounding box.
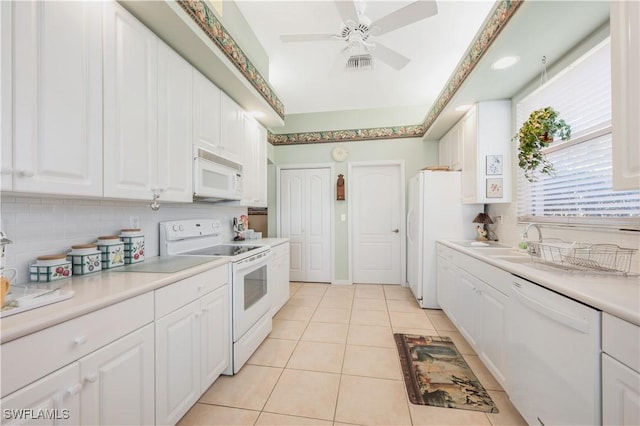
[159,219,272,375]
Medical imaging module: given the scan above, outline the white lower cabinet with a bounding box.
[0,363,81,425]
[602,313,640,426]
[155,267,230,425]
[436,244,510,390]
[79,324,155,425]
[268,242,290,316]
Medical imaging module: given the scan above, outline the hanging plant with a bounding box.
[513,106,572,182]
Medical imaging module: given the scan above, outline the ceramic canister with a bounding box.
[120,229,144,264]
[96,236,125,269]
[30,254,72,282]
[67,244,102,275]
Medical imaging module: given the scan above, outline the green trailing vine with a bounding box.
[514,107,572,182]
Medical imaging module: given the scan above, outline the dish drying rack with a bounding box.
[526,239,637,275]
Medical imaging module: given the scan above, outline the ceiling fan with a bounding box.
[280,0,438,71]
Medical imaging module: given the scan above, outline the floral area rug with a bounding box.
[394,334,498,413]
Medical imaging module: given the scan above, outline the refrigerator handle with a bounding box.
[406,208,414,238]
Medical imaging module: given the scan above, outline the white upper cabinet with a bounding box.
[103,1,158,200]
[220,92,245,164]
[241,116,268,207]
[104,2,192,202]
[193,69,222,155]
[157,40,193,202]
[461,100,512,204]
[611,1,640,190]
[5,1,103,196]
[438,122,462,171]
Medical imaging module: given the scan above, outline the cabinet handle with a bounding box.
[194,311,201,319]
[85,373,99,383]
[73,336,88,345]
[197,284,204,291]
[67,383,82,396]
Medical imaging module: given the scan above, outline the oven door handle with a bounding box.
[234,251,272,272]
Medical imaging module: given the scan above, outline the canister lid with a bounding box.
[37,254,67,261]
[121,228,141,232]
[71,244,97,250]
[98,235,120,240]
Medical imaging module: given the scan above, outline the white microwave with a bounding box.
[193,147,243,201]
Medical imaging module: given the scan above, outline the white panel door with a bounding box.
[103,1,157,199]
[192,69,222,154]
[280,168,331,282]
[280,169,306,281]
[155,300,201,425]
[200,285,230,393]
[0,363,80,425]
[157,40,193,202]
[351,164,403,284]
[11,1,103,196]
[80,324,154,426]
[305,168,332,282]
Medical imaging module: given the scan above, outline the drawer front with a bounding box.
[155,265,229,319]
[438,244,510,295]
[603,312,640,372]
[1,292,154,397]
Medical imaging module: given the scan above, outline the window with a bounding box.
[516,38,640,228]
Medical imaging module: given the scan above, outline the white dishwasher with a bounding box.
[507,276,601,426]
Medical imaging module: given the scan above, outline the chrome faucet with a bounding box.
[522,223,543,242]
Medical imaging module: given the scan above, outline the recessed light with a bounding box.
[455,104,472,112]
[491,56,520,70]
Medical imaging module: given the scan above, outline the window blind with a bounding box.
[516,39,640,228]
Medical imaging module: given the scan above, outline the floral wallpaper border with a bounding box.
[178,0,285,120]
[178,0,522,145]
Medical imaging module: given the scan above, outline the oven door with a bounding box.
[232,250,272,341]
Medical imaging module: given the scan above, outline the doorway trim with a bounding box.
[347,160,406,286]
[276,163,335,283]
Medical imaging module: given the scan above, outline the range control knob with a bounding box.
[172,225,179,232]
[179,225,184,231]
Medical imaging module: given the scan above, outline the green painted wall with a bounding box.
[268,138,439,282]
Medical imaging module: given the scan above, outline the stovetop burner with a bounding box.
[182,245,263,257]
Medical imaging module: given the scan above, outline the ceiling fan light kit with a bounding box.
[280,0,438,71]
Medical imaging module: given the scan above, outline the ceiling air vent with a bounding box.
[346,54,373,71]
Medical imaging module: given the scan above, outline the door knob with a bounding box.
[392,229,399,233]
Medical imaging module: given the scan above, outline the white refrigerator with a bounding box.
[406,171,480,308]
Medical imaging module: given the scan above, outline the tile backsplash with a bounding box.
[0,194,246,284]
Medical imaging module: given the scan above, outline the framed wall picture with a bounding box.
[486,178,503,198]
[486,155,503,175]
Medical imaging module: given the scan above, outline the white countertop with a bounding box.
[439,240,640,326]
[233,237,289,247]
[0,257,229,344]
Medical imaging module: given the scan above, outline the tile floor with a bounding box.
[178,283,526,426]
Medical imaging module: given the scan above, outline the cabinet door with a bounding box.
[220,92,244,164]
[455,269,479,348]
[1,1,12,191]
[0,363,80,425]
[11,1,102,196]
[611,0,640,190]
[478,282,508,389]
[254,124,268,207]
[80,324,154,425]
[461,107,478,203]
[155,300,201,425]
[438,132,451,169]
[192,69,222,154]
[436,256,457,320]
[603,354,640,426]
[200,285,230,392]
[157,40,193,202]
[103,1,158,200]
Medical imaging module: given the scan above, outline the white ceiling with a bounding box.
[235,0,496,116]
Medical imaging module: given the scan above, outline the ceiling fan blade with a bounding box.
[370,42,410,70]
[334,0,359,25]
[370,1,438,36]
[280,34,340,43]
